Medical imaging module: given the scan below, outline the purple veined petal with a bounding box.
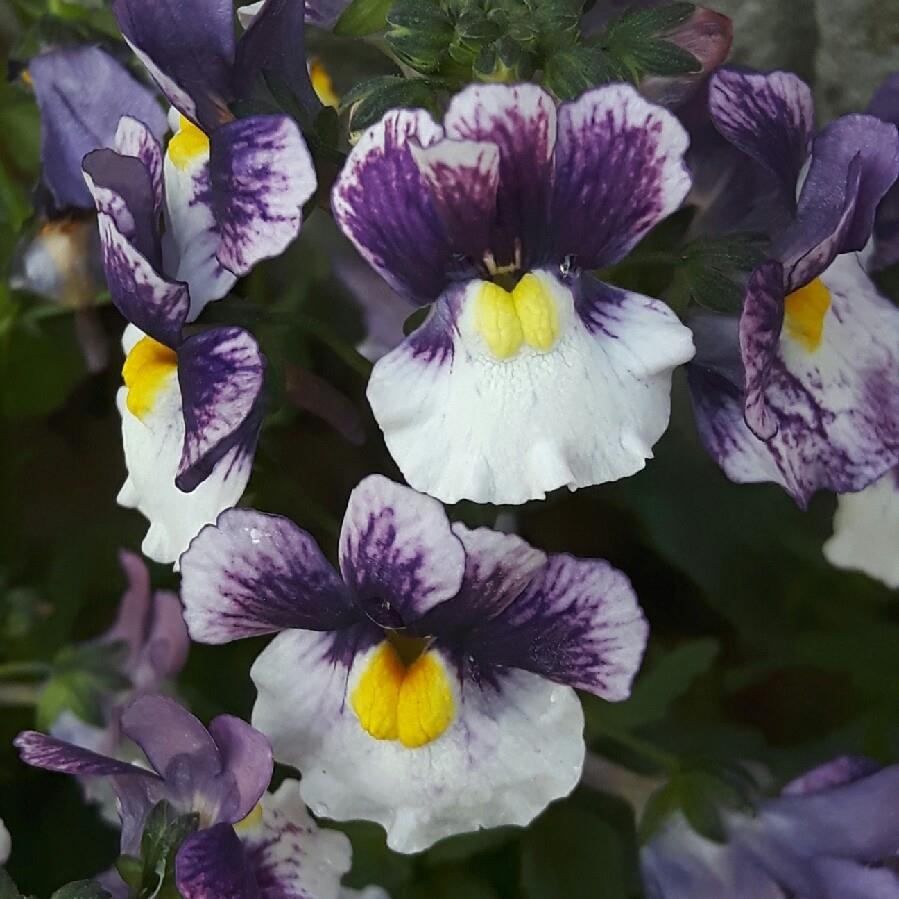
[114,116,165,213]
[175,327,265,493]
[550,84,691,269]
[113,0,236,132]
[208,716,272,822]
[708,68,814,202]
[176,824,260,899]
[332,108,454,304]
[739,261,786,440]
[234,0,320,118]
[14,730,160,779]
[29,46,167,210]
[776,114,899,291]
[781,755,881,797]
[305,0,351,27]
[464,552,649,701]
[82,148,159,263]
[180,508,358,643]
[338,474,466,628]
[237,779,353,899]
[812,857,899,899]
[409,138,500,267]
[443,83,557,270]
[413,524,547,640]
[209,115,314,277]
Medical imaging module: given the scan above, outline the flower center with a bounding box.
[122,336,178,419]
[474,272,560,359]
[167,114,210,170]
[350,639,455,749]
[784,277,830,352]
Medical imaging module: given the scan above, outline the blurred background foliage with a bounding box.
[0,0,897,896]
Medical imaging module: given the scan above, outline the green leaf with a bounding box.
[0,870,26,899]
[521,805,627,899]
[386,0,455,73]
[333,0,394,36]
[49,881,111,899]
[343,76,444,134]
[544,45,625,100]
[140,801,200,899]
[424,826,519,864]
[338,821,414,893]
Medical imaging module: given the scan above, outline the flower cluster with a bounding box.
[6,0,899,895]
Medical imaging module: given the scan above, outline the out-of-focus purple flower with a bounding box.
[16,695,352,897]
[239,0,351,31]
[0,817,9,865]
[867,73,899,270]
[333,83,695,505]
[179,474,648,852]
[28,46,167,211]
[687,68,899,507]
[641,756,899,899]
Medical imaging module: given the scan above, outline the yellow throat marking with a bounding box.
[475,272,560,359]
[122,336,178,419]
[234,802,264,833]
[351,641,455,749]
[310,59,339,109]
[784,277,830,352]
[168,115,210,170]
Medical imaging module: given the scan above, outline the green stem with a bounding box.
[295,314,374,378]
[0,683,41,706]
[601,728,678,771]
[0,660,51,681]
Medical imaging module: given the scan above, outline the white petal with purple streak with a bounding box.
[367,272,695,505]
[252,630,584,854]
[118,326,254,566]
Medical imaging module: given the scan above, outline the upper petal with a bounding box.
[113,0,236,131]
[175,327,266,493]
[708,68,814,201]
[210,115,315,276]
[339,475,465,627]
[332,108,453,303]
[549,84,691,269]
[207,715,273,822]
[180,508,357,643]
[29,46,167,209]
[115,116,165,213]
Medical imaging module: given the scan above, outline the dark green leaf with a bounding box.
[344,77,444,134]
[140,801,200,899]
[543,45,623,100]
[333,0,394,36]
[0,870,25,899]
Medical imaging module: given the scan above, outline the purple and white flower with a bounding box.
[16,695,352,898]
[641,755,899,899]
[179,474,649,852]
[824,467,899,589]
[114,0,317,313]
[333,83,695,504]
[688,68,899,507]
[82,124,267,565]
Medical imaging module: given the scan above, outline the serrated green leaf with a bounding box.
[677,233,768,313]
[543,45,622,100]
[140,801,200,898]
[345,77,443,134]
[49,881,111,899]
[333,0,394,36]
[628,39,701,76]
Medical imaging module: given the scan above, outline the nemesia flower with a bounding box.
[16,695,352,898]
[28,46,167,212]
[82,122,267,564]
[868,73,899,270]
[114,0,316,311]
[640,755,899,899]
[179,474,648,852]
[824,467,899,589]
[688,68,899,506]
[50,550,189,820]
[333,83,695,504]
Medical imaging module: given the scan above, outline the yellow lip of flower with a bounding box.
[475,272,560,359]
[167,115,210,170]
[122,336,178,419]
[351,640,455,749]
[784,277,831,352]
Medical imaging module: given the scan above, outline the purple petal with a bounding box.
[332,108,454,303]
[465,553,649,701]
[813,857,899,899]
[414,524,547,639]
[339,475,465,628]
[208,715,272,821]
[776,114,899,290]
[29,46,166,209]
[782,755,881,797]
[234,0,320,117]
[444,83,556,270]
[549,84,691,268]
[105,549,152,661]
[180,508,357,643]
[209,115,314,276]
[410,138,500,266]
[709,68,814,201]
[868,76,899,271]
[304,0,350,27]
[739,262,785,440]
[139,590,191,687]
[175,327,266,493]
[176,825,260,899]
[14,730,157,778]
[114,116,164,213]
[113,0,236,131]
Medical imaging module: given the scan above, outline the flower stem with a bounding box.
[0,660,51,681]
[295,314,374,378]
[601,728,678,771]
